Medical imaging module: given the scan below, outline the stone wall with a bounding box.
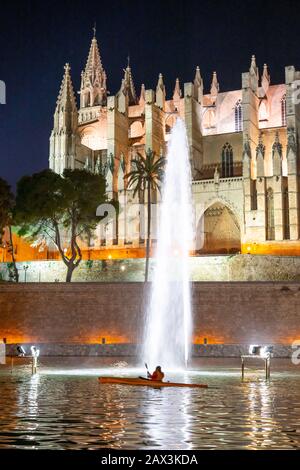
[1,254,300,283]
[0,282,300,350]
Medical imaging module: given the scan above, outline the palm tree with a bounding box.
[126,149,166,282]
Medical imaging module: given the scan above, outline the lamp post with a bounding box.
[23,264,29,282]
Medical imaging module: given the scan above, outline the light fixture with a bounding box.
[17,345,26,356]
[31,346,40,358]
[249,344,273,358]
[260,346,273,358]
[249,344,261,355]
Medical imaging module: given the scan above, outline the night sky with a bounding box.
[1,0,300,187]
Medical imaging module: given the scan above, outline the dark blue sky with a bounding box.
[1,0,300,187]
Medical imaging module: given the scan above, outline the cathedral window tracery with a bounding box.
[221,143,234,177]
[234,99,242,131]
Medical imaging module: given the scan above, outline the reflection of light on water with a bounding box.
[41,367,144,376]
[98,386,127,449]
[28,374,40,415]
[40,366,239,378]
[15,374,41,449]
[140,372,194,449]
[2,358,300,450]
[245,381,285,449]
[181,373,193,450]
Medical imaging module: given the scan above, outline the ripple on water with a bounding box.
[0,357,300,449]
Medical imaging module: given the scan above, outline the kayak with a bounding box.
[98,377,208,388]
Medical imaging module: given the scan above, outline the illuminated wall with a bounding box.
[0,282,299,346]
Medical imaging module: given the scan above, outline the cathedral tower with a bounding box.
[49,63,78,174]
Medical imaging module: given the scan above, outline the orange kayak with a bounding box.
[98,377,208,388]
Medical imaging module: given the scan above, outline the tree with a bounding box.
[0,177,19,282]
[16,169,107,282]
[126,149,165,282]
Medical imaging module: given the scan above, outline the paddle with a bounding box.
[138,363,151,381]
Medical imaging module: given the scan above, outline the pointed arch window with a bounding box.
[281,94,286,126]
[234,99,242,131]
[221,143,234,177]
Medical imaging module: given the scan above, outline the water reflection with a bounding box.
[139,389,190,448]
[0,358,300,449]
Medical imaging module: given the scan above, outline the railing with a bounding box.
[193,176,243,186]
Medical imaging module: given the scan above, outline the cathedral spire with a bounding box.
[139,83,146,106]
[261,63,270,96]
[55,63,77,114]
[249,54,259,92]
[155,73,166,109]
[80,34,107,108]
[122,63,138,105]
[50,63,78,174]
[193,66,203,103]
[173,78,182,102]
[210,71,219,102]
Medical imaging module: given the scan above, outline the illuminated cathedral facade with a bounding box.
[49,33,300,255]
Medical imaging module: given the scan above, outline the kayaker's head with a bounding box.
[156,366,162,372]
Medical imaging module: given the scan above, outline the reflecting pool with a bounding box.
[0,357,300,449]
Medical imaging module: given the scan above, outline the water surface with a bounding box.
[0,357,299,449]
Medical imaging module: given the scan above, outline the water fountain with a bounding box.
[143,118,194,370]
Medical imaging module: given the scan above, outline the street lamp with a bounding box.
[23,264,29,282]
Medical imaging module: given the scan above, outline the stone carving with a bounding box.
[243,134,251,159]
[256,132,265,158]
[287,127,297,155]
[214,166,220,185]
[272,131,282,157]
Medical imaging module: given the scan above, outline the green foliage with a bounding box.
[126,149,166,198]
[0,177,15,242]
[15,168,108,282]
[16,168,107,236]
[7,262,18,282]
[86,259,94,269]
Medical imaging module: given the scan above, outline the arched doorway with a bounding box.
[197,202,241,254]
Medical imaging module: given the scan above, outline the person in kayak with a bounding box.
[148,366,164,381]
